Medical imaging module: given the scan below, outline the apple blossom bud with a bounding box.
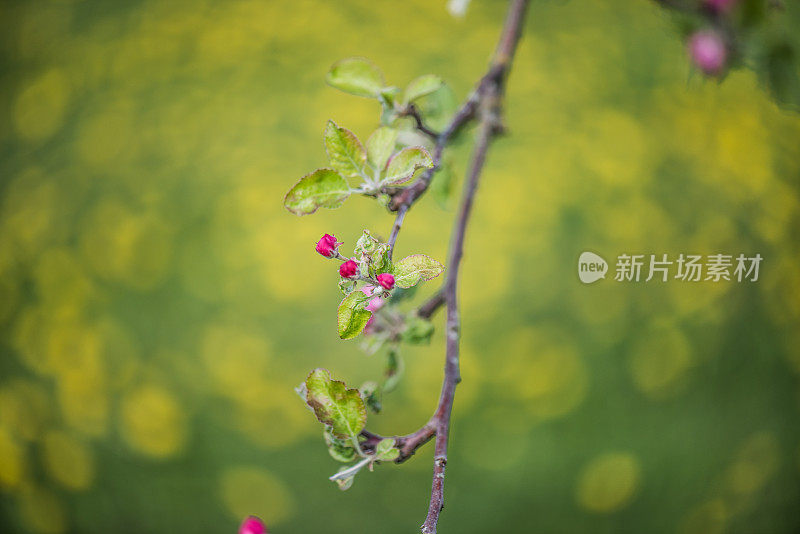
[239,516,267,534]
[360,285,378,296]
[339,260,358,278]
[364,315,375,334]
[365,296,384,312]
[315,234,340,257]
[376,273,395,290]
[688,30,727,75]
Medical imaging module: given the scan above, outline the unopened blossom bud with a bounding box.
[688,30,727,75]
[315,234,340,257]
[339,260,358,278]
[364,315,375,334]
[376,273,395,290]
[239,516,267,534]
[365,296,384,312]
[704,0,736,14]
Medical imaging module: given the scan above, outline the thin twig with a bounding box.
[362,1,529,531]
[416,290,446,319]
[399,104,440,138]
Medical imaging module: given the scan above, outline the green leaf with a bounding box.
[324,428,358,463]
[326,57,385,98]
[305,368,367,439]
[333,467,356,490]
[431,156,454,209]
[383,147,434,185]
[284,168,350,215]
[366,127,398,171]
[414,82,458,131]
[324,120,367,181]
[337,290,372,339]
[383,348,403,393]
[375,438,399,461]
[403,74,444,104]
[402,316,435,345]
[391,254,445,288]
[360,381,381,414]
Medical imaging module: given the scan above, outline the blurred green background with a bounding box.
[1,0,800,532]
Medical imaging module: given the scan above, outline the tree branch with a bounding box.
[362,1,529,531]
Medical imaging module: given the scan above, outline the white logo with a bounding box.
[578,251,608,284]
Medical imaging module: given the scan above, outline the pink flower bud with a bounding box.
[704,0,736,14]
[239,516,267,534]
[360,285,378,296]
[364,315,375,334]
[365,296,384,312]
[339,260,358,278]
[688,30,727,75]
[376,273,395,290]
[315,234,340,257]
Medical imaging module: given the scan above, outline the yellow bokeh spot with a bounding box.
[679,499,727,534]
[219,466,295,526]
[576,452,641,513]
[724,432,779,497]
[75,99,136,167]
[233,383,314,449]
[493,327,588,420]
[0,427,27,489]
[79,199,173,290]
[201,323,271,397]
[13,69,70,142]
[120,383,186,458]
[42,430,94,491]
[58,373,109,438]
[0,379,51,442]
[18,484,67,534]
[628,323,693,399]
[1,167,64,260]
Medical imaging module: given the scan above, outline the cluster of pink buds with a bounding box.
[239,516,267,534]
[316,234,396,290]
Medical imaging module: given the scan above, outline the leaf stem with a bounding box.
[329,455,372,481]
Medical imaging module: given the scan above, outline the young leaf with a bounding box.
[326,57,385,98]
[375,438,400,461]
[391,254,445,288]
[383,147,434,185]
[284,168,350,215]
[383,348,403,393]
[403,74,444,104]
[324,428,358,463]
[337,290,372,339]
[402,316,435,345]
[360,381,381,414]
[333,468,356,490]
[366,127,398,171]
[324,121,367,181]
[414,82,458,131]
[305,368,367,439]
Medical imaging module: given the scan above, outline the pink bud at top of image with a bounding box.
[704,0,736,14]
[315,234,340,257]
[239,516,267,534]
[365,296,384,312]
[688,30,727,75]
[376,273,395,290]
[339,259,358,278]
